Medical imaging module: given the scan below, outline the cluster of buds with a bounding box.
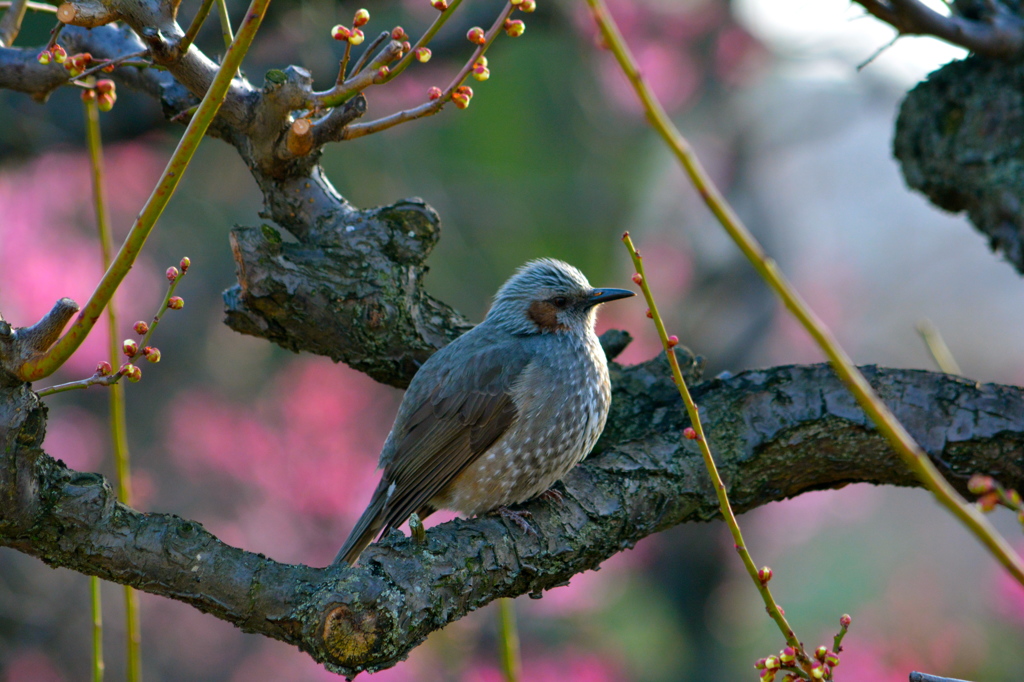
[451,85,473,109]
[62,52,94,77]
[36,44,67,65]
[472,56,490,81]
[510,0,537,10]
[81,79,117,111]
[755,643,839,681]
[504,18,525,37]
[332,24,365,45]
[969,473,1024,523]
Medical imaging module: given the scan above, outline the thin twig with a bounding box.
[915,319,962,375]
[497,598,521,682]
[623,234,811,672]
[382,0,466,82]
[215,0,232,48]
[0,0,29,46]
[342,1,515,139]
[72,49,149,84]
[588,0,1024,587]
[0,0,55,12]
[349,30,389,78]
[17,0,272,382]
[180,0,216,55]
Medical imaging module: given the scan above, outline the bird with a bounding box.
[333,258,635,565]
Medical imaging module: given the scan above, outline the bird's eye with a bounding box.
[551,296,569,308]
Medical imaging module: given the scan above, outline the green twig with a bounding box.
[623,234,808,666]
[382,0,466,82]
[179,0,216,55]
[17,0,272,383]
[916,319,962,375]
[497,598,521,682]
[587,0,1024,588]
[215,0,233,49]
[84,88,110,682]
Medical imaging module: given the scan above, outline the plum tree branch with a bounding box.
[4,347,1024,676]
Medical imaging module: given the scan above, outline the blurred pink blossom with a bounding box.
[0,145,163,376]
[464,650,627,682]
[993,554,1024,627]
[4,650,65,682]
[41,405,104,472]
[170,356,398,523]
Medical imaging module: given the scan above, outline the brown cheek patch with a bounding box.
[527,301,567,332]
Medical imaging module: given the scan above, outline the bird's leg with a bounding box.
[537,488,564,505]
[492,506,536,535]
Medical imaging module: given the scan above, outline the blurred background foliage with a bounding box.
[3,0,1024,679]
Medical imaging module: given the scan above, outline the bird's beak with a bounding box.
[585,287,635,307]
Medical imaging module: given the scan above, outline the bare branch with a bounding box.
[0,0,29,47]
[4,356,1024,676]
[854,0,1024,57]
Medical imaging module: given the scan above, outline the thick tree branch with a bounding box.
[853,0,1024,57]
[4,349,1024,676]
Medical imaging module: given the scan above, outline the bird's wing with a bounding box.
[375,340,533,536]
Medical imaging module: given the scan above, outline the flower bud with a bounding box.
[101,62,115,73]
[754,658,767,670]
[978,491,1000,512]
[96,79,115,94]
[456,85,473,98]
[520,0,536,11]
[414,47,432,62]
[431,0,448,10]
[180,256,190,272]
[631,273,642,285]
[349,28,365,45]
[97,92,116,112]
[96,361,112,376]
[144,347,161,363]
[353,8,370,27]
[824,652,840,667]
[134,321,149,335]
[375,66,390,82]
[968,473,996,495]
[472,66,490,81]
[391,26,407,40]
[645,308,653,318]
[402,40,412,53]
[759,670,776,682]
[168,296,184,310]
[452,91,470,109]
[331,24,350,40]
[122,339,138,357]
[81,88,96,102]
[37,51,52,65]
[666,335,679,347]
[814,646,828,662]
[683,427,697,440]
[810,664,825,679]
[124,364,142,382]
[1008,488,1022,507]
[839,614,851,628]
[427,86,443,100]
[758,566,773,584]
[52,45,67,63]
[504,19,525,37]
[763,655,780,670]
[166,266,179,282]
[467,26,486,44]
[779,647,796,665]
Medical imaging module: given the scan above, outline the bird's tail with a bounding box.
[333,486,388,566]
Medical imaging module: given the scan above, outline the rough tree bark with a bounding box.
[3,0,1024,677]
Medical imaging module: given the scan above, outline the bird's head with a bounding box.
[486,258,635,336]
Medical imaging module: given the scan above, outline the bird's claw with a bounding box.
[494,506,536,535]
[538,488,564,505]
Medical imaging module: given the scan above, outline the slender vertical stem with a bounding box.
[916,319,962,375]
[17,0,273,382]
[587,0,1024,587]
[85,87,140,682]
[497,598,521,682]
[180,0,216,54]
[83,91,109,682]
[215,0,233,48]
[0,0,28,46]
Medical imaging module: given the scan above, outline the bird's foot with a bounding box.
[538,488,564,505]
[494,506,536,535]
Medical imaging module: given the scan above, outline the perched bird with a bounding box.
[333,258,634,565]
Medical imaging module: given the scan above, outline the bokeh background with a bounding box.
[3,0,1024,679]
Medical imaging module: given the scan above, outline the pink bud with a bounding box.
[758,566,773,584]
[645,308,653,319]
[683,427,697,440]
[81,89,97,102]
[353,8,370,27]
[391,26,407,41]
[814,646,828,662]
[520,0,536,11]
[180,256,190,272]
[810,664,825,680]
[376,66,390,81]
[37,51,52,65]
[824,652,840,667]
[414,47,432,63]
[631,273,642,285]
[431,0,448,10]
[754,658,767,669]
[134,321,149,335]
[839,614,851,628]
[331,24,350,40]
[349,28,365,45]
[124,364,142,382]
[122,339,138,357]
[97,92,116,112]
[472,66,490,81]
[779,647,796,664]
[168,296,184,310]
[467,26,486,44]
[166,266,179,282]
[96,361,112,376]
[978,491,1000,512]
[504,19,525,37]
[666,335,679,348]
[427,86,443,100]
[968,473,995,495]
[51,45,67,63]
[101,62,115,73]
[144,347,161,363]
[96,79,115,94]
[456,85,473,98]
[764,655,780,670]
